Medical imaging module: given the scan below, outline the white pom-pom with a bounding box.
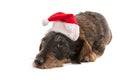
[42,19,49,26]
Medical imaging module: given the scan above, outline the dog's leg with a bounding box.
[83,52,97,62]
[92,41,105,57]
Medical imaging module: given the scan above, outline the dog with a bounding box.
[33,11,112,69]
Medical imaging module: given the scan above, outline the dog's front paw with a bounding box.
[83,52,97,62]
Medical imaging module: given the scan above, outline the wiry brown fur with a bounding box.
[75,11,112,62]
[33,11,112,69]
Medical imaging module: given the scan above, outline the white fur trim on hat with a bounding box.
[49,21,80,41]
[64,22,80,41]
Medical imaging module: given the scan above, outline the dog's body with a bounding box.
[34,11,112,69]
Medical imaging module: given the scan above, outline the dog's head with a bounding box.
[33,31,81,69]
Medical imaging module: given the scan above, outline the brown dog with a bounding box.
[33,11,112,69]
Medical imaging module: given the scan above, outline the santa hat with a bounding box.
[42,12,80,41]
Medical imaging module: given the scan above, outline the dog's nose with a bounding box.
[34,57,44,66]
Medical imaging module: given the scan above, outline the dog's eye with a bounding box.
[57,43,63,48]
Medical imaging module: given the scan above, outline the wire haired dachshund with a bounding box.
[33,11,112,69]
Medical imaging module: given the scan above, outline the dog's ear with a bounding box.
[76,36,93,63]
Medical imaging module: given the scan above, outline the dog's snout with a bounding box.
[34,57,44,66]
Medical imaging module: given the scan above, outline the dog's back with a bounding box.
[75,11,112,56]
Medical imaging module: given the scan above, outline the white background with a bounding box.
[0,0,120,80]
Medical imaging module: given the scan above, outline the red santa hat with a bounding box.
[42,12,80,41]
